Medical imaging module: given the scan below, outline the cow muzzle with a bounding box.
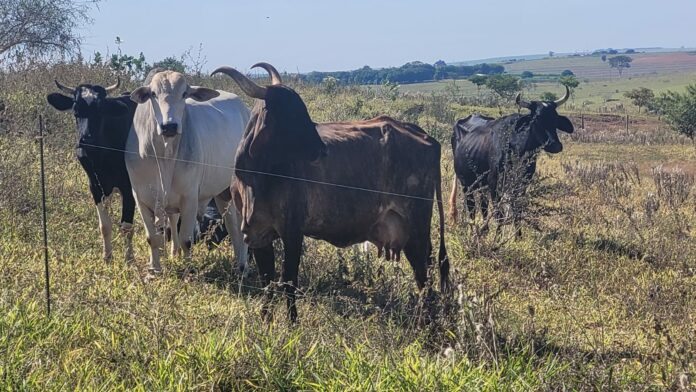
[159,122,179,137]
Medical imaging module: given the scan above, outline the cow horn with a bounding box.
[212,66,268,99]
[251,62,282,85]
[554,85,570,106]
[105,77,120,94]
[54,80,75,95]
[515,93,531,109]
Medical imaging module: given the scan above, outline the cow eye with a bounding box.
[151,92,157,99]
[182,92,187,98]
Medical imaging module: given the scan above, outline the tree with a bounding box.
[468,74,488,96]
[485,74,521,102]
[549,51,555,57]
[654,85,696,139]
[625,49,636,54]
[559,75,580,98]
[561,69,575,77]
[151,57,186,73]
[601,55,607,62]
[608,55,633,77]
[0,0,98,61]
[539,92,558,101]
[520,71,534,79]
[624,87,655,113]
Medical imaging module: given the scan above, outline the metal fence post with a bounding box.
[38,115,51,317]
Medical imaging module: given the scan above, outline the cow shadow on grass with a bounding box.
[179,242,448,326]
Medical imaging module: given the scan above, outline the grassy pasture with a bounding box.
[1,63,695,390]
[400,51,696,112]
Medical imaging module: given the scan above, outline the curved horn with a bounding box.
[105,77,121,94]
[212,66,268,99]
[54,80,75,95]
[251,62,282,85]
[515,93,532,109]
[554,85,570,106]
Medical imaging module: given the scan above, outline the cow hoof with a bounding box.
[144,268,162,283]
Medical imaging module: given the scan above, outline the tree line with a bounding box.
[301,61,505,85]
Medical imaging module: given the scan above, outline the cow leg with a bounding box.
[177,199,198,263]
[215,196,249,276]
[120,189,136,263]
[137,203,163,273]
[281,232,303,323]
[168,213,181,257]
[254,244,276,321]
[96,202,113,262]
[465,191,477,221]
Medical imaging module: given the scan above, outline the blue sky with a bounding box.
[82,0,694,73]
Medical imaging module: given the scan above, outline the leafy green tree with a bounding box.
[608,55,633,77]
[520,71,534,79]
[654,85,696,139]
[468,74,488,95]
[539,92,558,101]
[559,75,580,99]
[485,74,521,102]
[152,57,186,73]
[93,51,103,65]
[561,69,575,77]
[0,0,99,61]
[110,52,147,76]
[624,87,655,113]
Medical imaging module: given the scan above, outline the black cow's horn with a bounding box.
[251,62,282,85]
[54,80,75,95]
[212,66,268,99]
[105,77,121,94]
[554,85,570,106]
[515,93,532,109]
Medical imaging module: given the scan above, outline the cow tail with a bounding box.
[435,156,450,294]
[448,173,458,222]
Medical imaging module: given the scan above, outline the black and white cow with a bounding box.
[47,79,137,262]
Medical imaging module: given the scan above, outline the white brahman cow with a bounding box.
[126,70,248,274]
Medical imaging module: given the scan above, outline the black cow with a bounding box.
[449,87,574,224]
[47,79,137,262]
[214,63,449,322]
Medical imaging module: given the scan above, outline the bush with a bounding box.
[655,84,696,139]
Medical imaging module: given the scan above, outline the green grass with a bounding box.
[1,63,695,390]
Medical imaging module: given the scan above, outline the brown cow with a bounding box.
[213,63,449,322]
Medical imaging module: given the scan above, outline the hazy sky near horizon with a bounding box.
[83,0,694,73]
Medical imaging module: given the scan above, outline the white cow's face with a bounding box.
[131,71,219,137]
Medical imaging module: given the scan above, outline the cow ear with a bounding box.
[187,87,219,102]
[102,99,129,117]
[556,115,574,133]
[46,93,74,111]
[130,87,152,104]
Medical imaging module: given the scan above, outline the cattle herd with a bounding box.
[47,63,572,321]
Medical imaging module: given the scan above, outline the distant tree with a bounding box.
[0,0,99,61]
[485,74,521,102]
[549,51,555,57]
[520,71,534,79]
[601,55,607,62]
[625,49,636,54]
[654,85,696,139]
[93,51,103,65]
[624,87,655,113]
[151,56,186,73]
[110,52,147,76]
[608,55,633,77]
[434,60,447,67]
[468,74,488,95]
[607,49,618,54]
[559,75,580,98]
[539,92,558,101]
[561,69,575,77]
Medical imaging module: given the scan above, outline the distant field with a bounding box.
[399,52,696,112]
